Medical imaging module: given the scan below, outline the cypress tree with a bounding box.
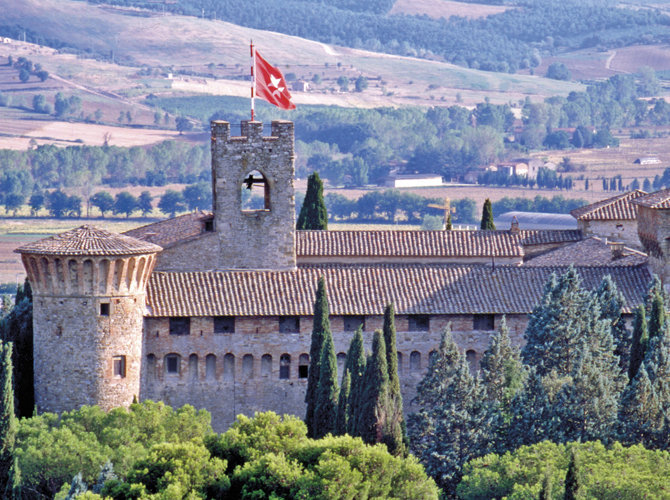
[335,370,350,435]
[596,275,630,372]
[618,365,661,447]
[356,330,389,445]
[563,449,581,500]
[305,277,331,437]
[0,341,17,495]
[445,211,452,230]
[296,171,328,230]
[643,324,670,444]
[313,330,339,439]
[345,326,366,435]
[480,198,496,230]
[628,304,648,382]
[648,292,666,341]
[382,303,406,456]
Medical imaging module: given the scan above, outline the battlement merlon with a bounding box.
[210,120,295,156]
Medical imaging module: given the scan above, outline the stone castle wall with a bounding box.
[578,219,640,249]
[140,313,528,431]
[211,120,296,271]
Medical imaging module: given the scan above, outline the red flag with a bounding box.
[254,50,296,110]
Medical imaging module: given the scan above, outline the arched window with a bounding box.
[241,170,270,211]
[206,354,216,380]
[261,354,272,376]
[410,351,421,373]
[336,352,347,379]
[280,354,291,379]
[223,353,235,381]
[466,350,478,374]
[397,351,403,375]
[165,353,180,375]
[189,354,198,381]
[298,354,309,379]
[242,354,254,378]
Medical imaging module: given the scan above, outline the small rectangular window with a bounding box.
[169,317,190,336]
[298,365,308,379]
[113,355,126,378]
[279,316,300,333]
[343,315,365,332]
[204,219,214,232]
[214,316,235,334]
[100,303,110,316]
[166,355,180,374]
[473,314,495,331]
[408,315,430,331]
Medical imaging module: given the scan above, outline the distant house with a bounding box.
[2,38,11,44]
[292,80,309,92]
[384,173,443,188]
[634,156,661,165]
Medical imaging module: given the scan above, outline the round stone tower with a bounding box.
[15,226,162,414]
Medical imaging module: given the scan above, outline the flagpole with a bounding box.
[250,40,255,121]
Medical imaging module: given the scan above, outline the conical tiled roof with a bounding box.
[15,225,162,256]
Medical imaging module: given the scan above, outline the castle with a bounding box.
[15,120,668,430]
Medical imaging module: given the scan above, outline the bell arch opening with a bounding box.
[240,170,270,211]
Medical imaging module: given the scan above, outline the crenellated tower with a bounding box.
[210,120,296,270]
[16,226,161,413]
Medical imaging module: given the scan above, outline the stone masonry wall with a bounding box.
[211,120,296,271]
[579,219,641,249]
[154,233,218,272]
[140,313,528,431]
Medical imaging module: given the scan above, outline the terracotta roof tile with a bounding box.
[296,230,523,257]
[632,188,670,209]
[146,264,649,317]
[123,211,213,248]
[524,237,647,267]
[518,230,583,245]
[570,190,647,220]
[15,225,162,256]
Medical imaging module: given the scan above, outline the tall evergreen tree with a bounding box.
[643,324,670,447]
[335,370,350,435]
[313,330,339,439]
[480,198,496,230]
[596,275,630,372]
[618,365,662,447]
[648,291,666,341]
[296,171,328,230]
[407,327,490,495]
[480,316,524,408]
[522,267,606,377]
[305,277,331,437]
[628,304,649,382]
[382,303,406,456]
[563,448,581,500]
[445,211,452,230]
[0,341,17,495]
[356,330,389,446]
[345,326,366,436]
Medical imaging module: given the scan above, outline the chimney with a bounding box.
[510,216,520,234]
[609,241,625,260]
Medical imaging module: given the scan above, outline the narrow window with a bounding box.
[261,354,272,376]
[100,302,110,316]
[298,354,309,379]
[410,351,421,372]
[146,354,156,382]
[169,317,190,336]
[473,314,495,330]
[408,315,430,331]
[113,355,126,378]
[165,354,180,374]
[223,353,235,381]
[343,315,365,332]
[204,219,214,232]
[214,316,235,334]
[189,354,198,381]
[397,351,404,375]
[466,350,478,373]
[206,354,216,380]
[279,316,300,333]
[337,352,347,378]
[280,354,291,379]
[242,354,254,378]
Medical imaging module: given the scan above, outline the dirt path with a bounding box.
[605,50,617,70]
